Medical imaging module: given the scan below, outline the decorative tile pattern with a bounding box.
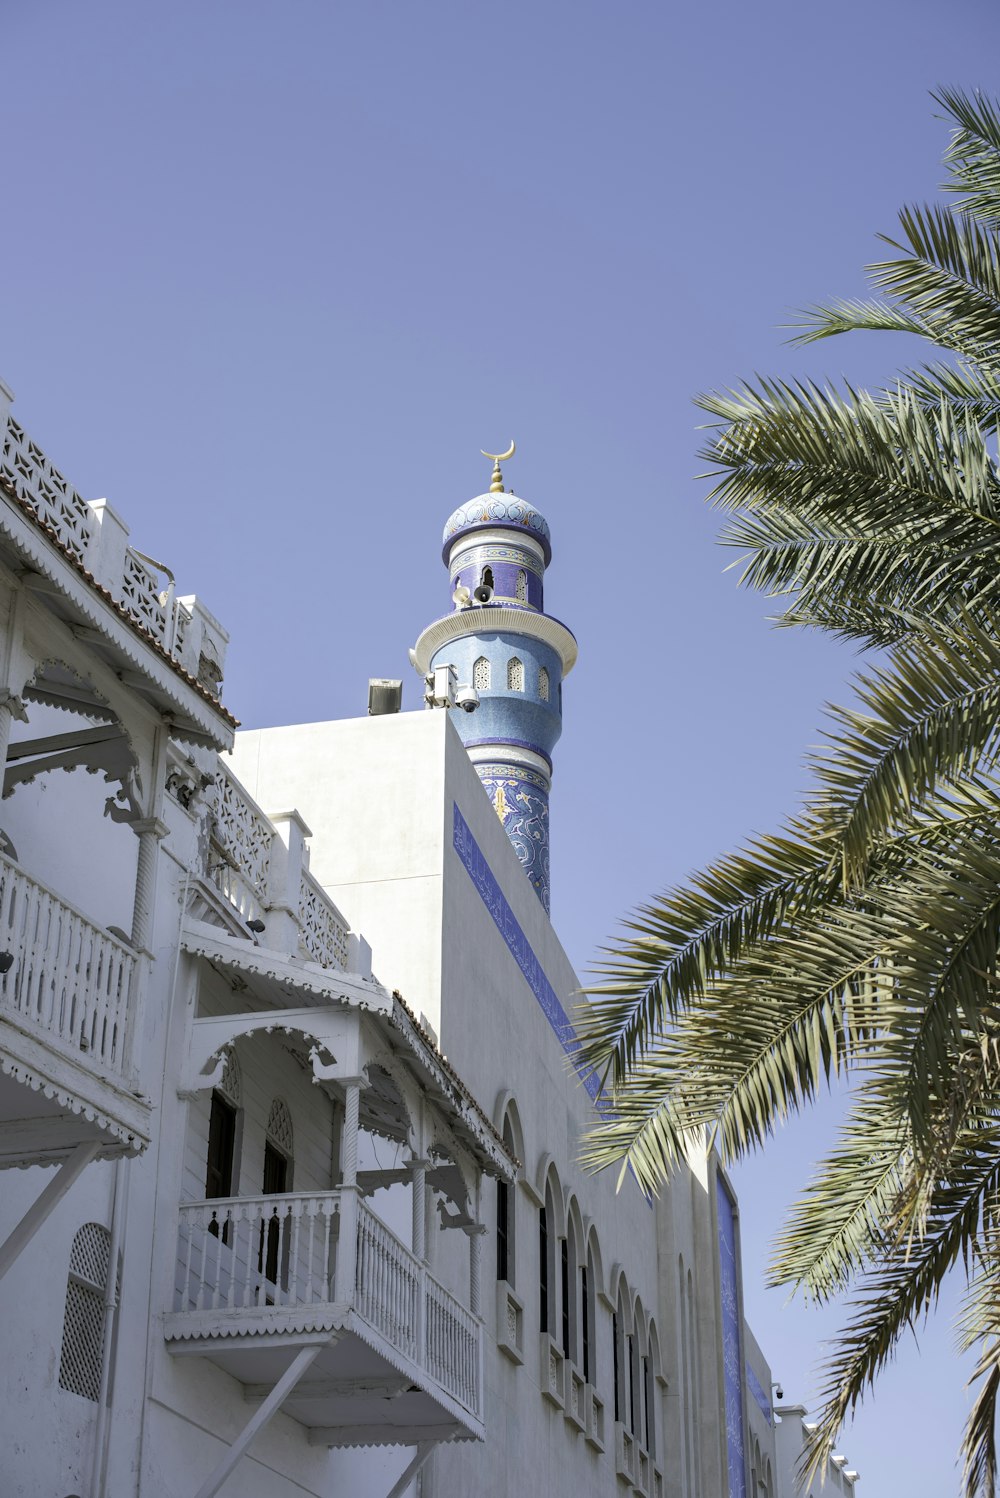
[745,1360,772,1425]
[443,495,551,551]
[452,805,605,1108]
[476,770,549,912]
[717,1176,748,1498]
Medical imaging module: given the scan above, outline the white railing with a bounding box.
[426,1265,481,1413]
[176,1192,340,1312]
[174,1191,481,1417]
[298,868,349,970]
[0,852,136,1080]
[356,1199,420,1360]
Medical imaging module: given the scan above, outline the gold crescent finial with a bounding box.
[481,440,516,492]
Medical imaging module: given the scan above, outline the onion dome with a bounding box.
[442,494,552,562]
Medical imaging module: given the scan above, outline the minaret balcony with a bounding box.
[165,1190,484,1446]
[0,850,149,1166]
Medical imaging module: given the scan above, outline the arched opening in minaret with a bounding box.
[481,566,495,592]
[538,666,550,701]
[516,569,527,602]
[507,657,524,692]
[473,656,490,691]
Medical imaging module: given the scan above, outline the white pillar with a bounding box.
[335,1080,362,1303]
[411,1160,428,1260]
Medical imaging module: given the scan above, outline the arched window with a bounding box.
[497,1116,517,1285]
[614,1287,629,1424]
[473,656,490,691]
[539,1199,549,1333]
[538,665,550,701]
[59,1223,113,1401]
[516,568,527,602]
[507,656,524,692]
[582,1238,598,1385]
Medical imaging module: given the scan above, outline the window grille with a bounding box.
[266,1097,294,1156]
[516,569,527,602]
[507,657,524,692]
[538,666,550,702]
[59,1224,112,1402]
[473,656,490,691]
[218,1049,242,1108]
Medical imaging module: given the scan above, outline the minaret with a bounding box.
[411,444,577,912]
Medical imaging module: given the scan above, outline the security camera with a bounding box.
[454,684,480,713]
[775,1385,784,1401]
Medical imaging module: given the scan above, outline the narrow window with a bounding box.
[59,1224,112,1402]
[206,1090,236,1241]
[628,1333,637,1435]
[507,656,524,692]
[581,1264,590,1382]
[612,1311,621,1421]
[560,1238,571,1359]
[644,1355,654,1455]
[497,1178,510,1282]
[516,568,527,602]
[539,1205,549,1333]
[473,656,490,691]
[482,566,495,591]
[538,665,550,701]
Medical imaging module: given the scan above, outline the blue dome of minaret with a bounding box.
[442,494,552,563]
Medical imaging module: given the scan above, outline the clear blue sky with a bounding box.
[5,1,998,1490]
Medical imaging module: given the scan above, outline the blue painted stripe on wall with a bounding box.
[745,1362,772,1426]
[452,803,603,1106]
[717,1175,748,1498]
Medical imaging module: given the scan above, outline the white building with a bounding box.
[0,384,794,1497]
[772,1404,861,1498]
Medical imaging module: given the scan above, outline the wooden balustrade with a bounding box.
[0,852,136,1080]
[174,1190,482,1418]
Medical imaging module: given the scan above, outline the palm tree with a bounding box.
[577,89,1000,1497]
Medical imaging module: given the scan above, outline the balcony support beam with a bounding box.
[385,1442,433,1498]
[192,1343,322,1498]
[0,1138,100,1280]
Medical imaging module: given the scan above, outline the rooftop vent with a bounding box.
[368,678,403,716]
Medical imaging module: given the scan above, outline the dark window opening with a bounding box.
[482,566,495,590]
[561,1239,571,1359]
[206,1091,236,1242]
[539,1205,549,1333]
[628,1333,637,1435]
[497,1178,510,1282]
[581,1265,591,1382]
[259,1140,289,1288]
[613,1312,621,1421]
[644,1356,655,1456]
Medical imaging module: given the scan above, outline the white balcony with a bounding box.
[0,852,150,1165]
[165,1190,483,1445]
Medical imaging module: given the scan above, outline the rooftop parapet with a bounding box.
[0,381,228,702]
